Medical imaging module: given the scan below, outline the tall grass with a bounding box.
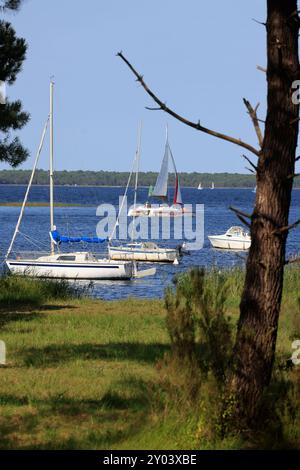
[161,265,300,448]
[0,275,87,308]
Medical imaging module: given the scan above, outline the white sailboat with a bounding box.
[128,128,191,217]
[252,186,257,193]
[211,182,215,190]
[197,182,203,190]
[108,124,180,263]
[5,82,155,280]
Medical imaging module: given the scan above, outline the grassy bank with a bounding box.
[0,269,299,449]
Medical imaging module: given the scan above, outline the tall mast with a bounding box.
[50,80,55,254]
[131,121,142,240]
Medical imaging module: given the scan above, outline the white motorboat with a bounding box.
[208,226,251,251]
[108,242,179,262]
[5,82,155,281]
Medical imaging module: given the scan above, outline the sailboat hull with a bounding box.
[128,205,191,217]
[108,245,178,262]
[6,259,134,280]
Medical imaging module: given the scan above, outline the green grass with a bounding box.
[0,267,299,449]
[0,275,86,308]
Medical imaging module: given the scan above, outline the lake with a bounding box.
[0,185,299,300]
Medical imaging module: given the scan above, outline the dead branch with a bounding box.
[245,167,256,174]
[236,214,251,228]
[287,173,300,179]
[252,18,266,26]
[243,99,264,147]
[290,116,300,125]
[229,206,252,219]
[273,218,300,235]
[117,52,261,157]
[242,154,258,172]
[235,252,247,262]
[296,156,300,162]
[257,65,267,73]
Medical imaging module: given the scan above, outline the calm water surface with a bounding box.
[0,185,299,300]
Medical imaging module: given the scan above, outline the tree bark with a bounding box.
[230,0,299,426]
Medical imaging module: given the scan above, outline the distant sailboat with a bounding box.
[211,182,215,190]
[108,124,180,263]
[128,127,191,217]
[252,186,257,193]
[198,182,203,190]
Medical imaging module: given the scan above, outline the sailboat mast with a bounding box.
[50,80,55,255]
[131,121,142,239]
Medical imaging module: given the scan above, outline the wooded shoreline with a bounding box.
[1,169,299,188]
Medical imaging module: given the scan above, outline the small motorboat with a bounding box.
[208,226,251,251]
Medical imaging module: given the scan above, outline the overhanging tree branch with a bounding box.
[273,218,300,235]
[243,99,264,147]
[117,52,261,157]
[242,154,258,172]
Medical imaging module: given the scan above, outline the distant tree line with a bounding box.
[1,169,299,188]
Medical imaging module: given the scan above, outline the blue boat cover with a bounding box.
[50,229,106,245]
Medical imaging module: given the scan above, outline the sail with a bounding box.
[168,144,183,205]
[50,229,106,245]
[152,143,169,199]
[173,175,183,205]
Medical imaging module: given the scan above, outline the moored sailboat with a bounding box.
[5,82,155,280]
[108,123,180,263]
[128,128,191,217]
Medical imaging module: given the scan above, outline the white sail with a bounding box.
[152,142,169,199]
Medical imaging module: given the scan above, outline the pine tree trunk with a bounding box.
[230,0,299,426]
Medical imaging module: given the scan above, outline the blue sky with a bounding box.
[1,0,269,172]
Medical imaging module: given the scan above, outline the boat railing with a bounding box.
[8,251,51,260]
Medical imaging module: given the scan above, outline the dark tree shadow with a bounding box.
[0,377,154,449]
[0,305,78,328]
[17,342,170,367]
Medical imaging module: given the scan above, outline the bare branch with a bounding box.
[229,206,252,219]
[145,106,163,111]
[252,18,266,26]
[242,154,258,171]
[296,156,300,162]
[290,116,300,125]
[243,99,264,147]
[245,167,256,174]
[256,65,267,73]
[117,52,261,157]
[273,218,300,235]
[287,173,300,179]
